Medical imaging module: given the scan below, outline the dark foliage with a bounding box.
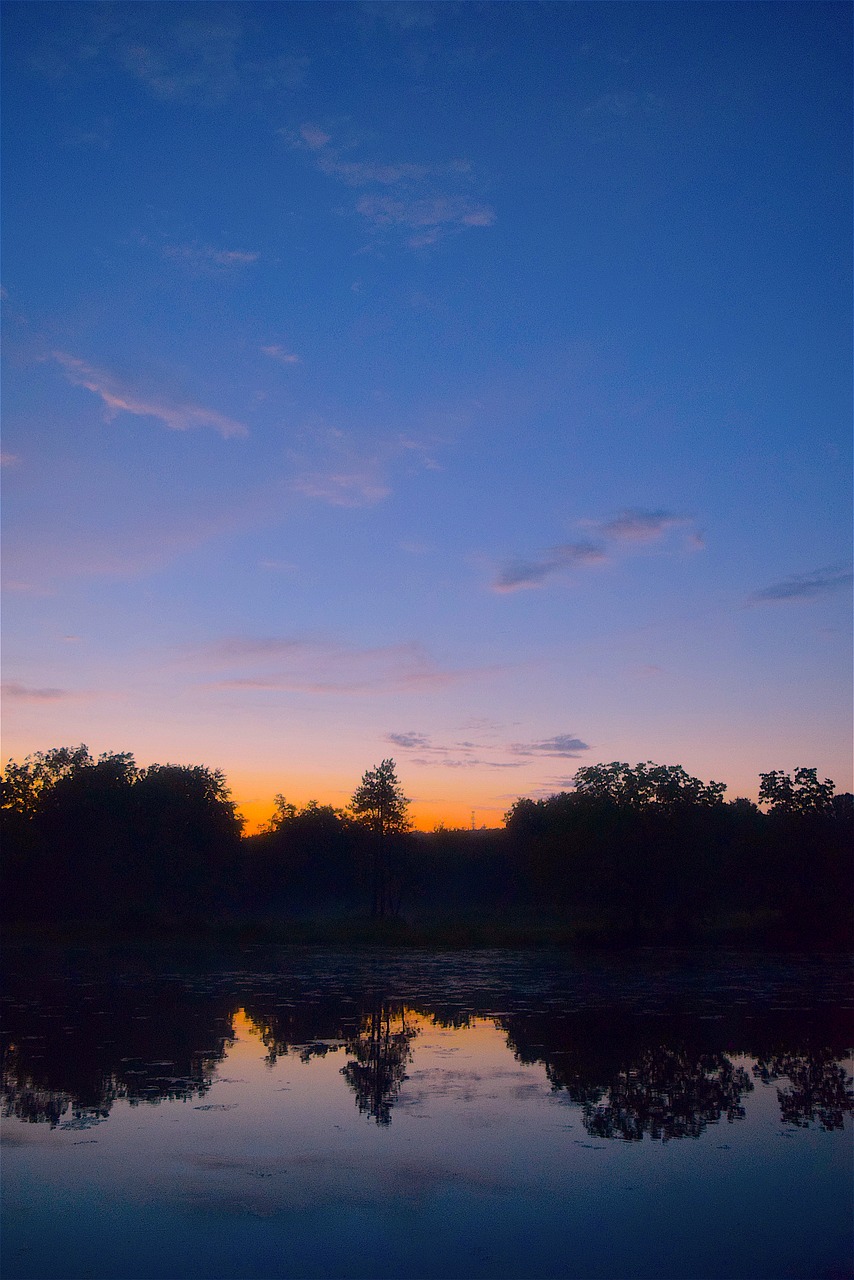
[1,747,242,926]
[2,750,851,946]
[350,759,411,917]
[502,762,852,945]
[242,797,366,911]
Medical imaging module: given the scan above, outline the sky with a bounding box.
[2,1,851,831]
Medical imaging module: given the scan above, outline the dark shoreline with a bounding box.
[4,912,850,953]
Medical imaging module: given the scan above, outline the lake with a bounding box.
[2,946,851,1280]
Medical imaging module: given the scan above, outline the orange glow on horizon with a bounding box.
[234,791,503,835]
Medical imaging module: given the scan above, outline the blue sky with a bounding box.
[2,1,851,828]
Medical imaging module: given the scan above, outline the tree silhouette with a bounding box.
[350,759,411,917]
[131,764,243,917]
[572,761,726,810]
[759,767,836,816]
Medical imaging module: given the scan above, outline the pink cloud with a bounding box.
[52,352,247,438]
[597,508,689,543]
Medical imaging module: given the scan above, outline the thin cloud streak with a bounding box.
[289,425,441,507]
[511,734,590,758]
[2,682,73,701]
[493,507,702,592]
[597,508,690,543]
[118,13,244,103]
[384,728,587,769]
[355,194,495,244]
[282,124,494,247]
[387,731,432,750]
[493,542,606,593]
[193,636,505,697]
[747,564,853,605]
[162,242,259,269]
[214,672,461,695]
[292,470,391,508]
[51,352,247,438]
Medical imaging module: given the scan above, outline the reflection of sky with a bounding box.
[2,3,851,829]
[3,1009,852,1280]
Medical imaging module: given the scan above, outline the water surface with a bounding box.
[2,947,851,1279]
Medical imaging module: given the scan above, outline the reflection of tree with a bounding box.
[3,957,851,1141]
[240,999,353,1066]
[341,1005,417,1125]
[503,1010,854,1141]
[581,1046,751,1141]
[753,1050,854,1130]
[502,1013,756,1142]
[1,969,234,1127]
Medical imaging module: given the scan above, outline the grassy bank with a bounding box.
[4,906,840,952]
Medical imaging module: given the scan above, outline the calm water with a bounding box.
[2,947,851,1280]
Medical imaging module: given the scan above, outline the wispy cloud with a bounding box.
[292,469,391,508]
[510,734,590,758]
[493,508,701,592]
[1,682,74,702]
[493,542,606,593]
[119,13,244,103]
[289,424,440,507]
[30,6,309,106]
[298,123,330,150]
[261,344,301,365]
[384,728,585,769]
[51,352,247,438]
[596,508,690,543]
[282,125,494,248]
[162,242,259,271]
[356,194,495,246]
[318,157,436,187]
[387,731,432,750]
[195,636,499,697]
[747,564,853,605]
[1,452,20,467]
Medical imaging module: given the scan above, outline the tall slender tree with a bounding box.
[350,760,411,917]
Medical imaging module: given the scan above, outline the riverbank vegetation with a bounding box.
[2,748,850,948]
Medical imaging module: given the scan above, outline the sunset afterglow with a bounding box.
[2,2,850,829]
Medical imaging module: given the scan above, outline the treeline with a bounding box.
[1,747,243,925]
[503,762,852,945]
[1,748,851,945]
